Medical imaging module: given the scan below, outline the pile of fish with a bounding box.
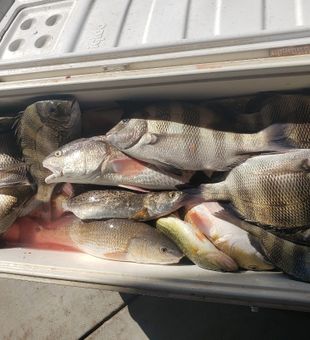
[1,94,310,283]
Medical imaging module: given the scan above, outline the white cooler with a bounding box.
[0,0,309,312]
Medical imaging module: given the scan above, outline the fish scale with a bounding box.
[68,218,183,264]
[65,189,188,221]
[43,137,194,190]
[218,209,310,282]
[184,202,274,270]
[17,100,81,203]
[235,94,310,148]
[0,185,34,234]
[198,150,310,228]
[105,101,287,172]
[0,130,28,187]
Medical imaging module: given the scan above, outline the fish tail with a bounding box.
[184,182,229,202]
[255,123,292,151]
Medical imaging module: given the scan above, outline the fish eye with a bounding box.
[169,192,177,198]
[49,106,57,114]
[160,247,168,253]
[121,118,130,124]
[55,150,62,157]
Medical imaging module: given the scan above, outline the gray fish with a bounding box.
[68,217,183,264]
[215,208,310,282]
[17,99,81,203]
[193,149,310,228]
[0,185,35,234]
[64,189,189,221]
[43,137,194,190]
[105,101,288,172]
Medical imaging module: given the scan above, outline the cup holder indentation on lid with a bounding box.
[45,14,61,26]
[20,18,35,30]
[8,39,24,51]
[35,35,51,48]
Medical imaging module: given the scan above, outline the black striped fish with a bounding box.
[191,150,310,228]
[0,116,29,187]
[214,208,310,282]
[105,101,289,173]
[230,94,310,148]
[17,99,81,203]
[269,228,310,247]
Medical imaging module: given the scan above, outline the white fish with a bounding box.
[185,202,274,270]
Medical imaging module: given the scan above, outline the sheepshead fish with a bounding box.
[215,208,310,282]
[69,218,183,264]
[17,99,81,203]
[193,150,310,228]
[0,185,35,234]
[43,137,194,190]
[64,190,189,221]
[105,101,289,173]
[184,202,274,270]
[0,117,29,187]
[156,216,238,271]
[233,94,310,148]
[269,228,310,247]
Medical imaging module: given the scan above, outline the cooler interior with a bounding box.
[0,66,310,312]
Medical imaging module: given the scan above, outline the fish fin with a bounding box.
[111,157,146,176]
[151,160,183,176]
[118,184,150,193]
[13,112,24,144]
[131,208,149,220]
[257,123,294,152]
[301,159,310,172]
[0,116,19,131]
[234,124,292,162]
[213,206,241,225]
[103,251,128,261]
[181,186,204,199]
[140,132,158,145]
[182,182,227,201]
[203,170,214,178]
[214,206,265,239]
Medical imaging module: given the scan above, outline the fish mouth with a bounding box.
[45,171,63,184]
[43,161,63,183]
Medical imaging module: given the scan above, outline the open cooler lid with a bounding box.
[1,0,310,82]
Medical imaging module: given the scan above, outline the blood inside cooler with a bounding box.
[0,0,310,312]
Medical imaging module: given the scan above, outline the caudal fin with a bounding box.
[183,182,228,202]
[258,123,293,151]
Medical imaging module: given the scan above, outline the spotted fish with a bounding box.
[64,189,190,221]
